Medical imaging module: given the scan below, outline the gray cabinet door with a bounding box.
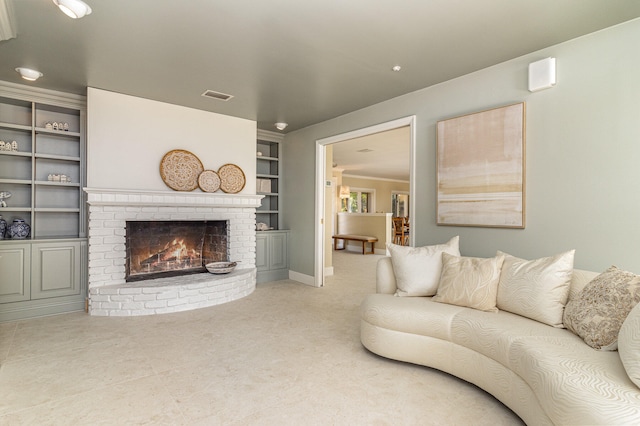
[30,241,81,299]
[255,233,269,272]
[269,232,288,270]
[0,244,31,303]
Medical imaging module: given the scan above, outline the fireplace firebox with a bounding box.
[125,220,227,282]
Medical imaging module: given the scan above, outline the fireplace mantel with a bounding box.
[84,187,263,208]
[84,187,262,316]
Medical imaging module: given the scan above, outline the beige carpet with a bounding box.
[0,250,524,425]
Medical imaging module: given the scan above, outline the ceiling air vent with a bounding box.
[201,90,234,101]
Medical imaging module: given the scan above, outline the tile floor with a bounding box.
[0,251,524,425]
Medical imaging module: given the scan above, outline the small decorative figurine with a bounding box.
[0,191,12,207]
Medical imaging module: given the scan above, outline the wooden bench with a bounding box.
[332,234,378,255]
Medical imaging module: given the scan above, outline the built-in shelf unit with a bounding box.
[256,129,283,230]
[256,129,288,283]
[0,81,87,322]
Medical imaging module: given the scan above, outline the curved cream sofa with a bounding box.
[360,257,640,426]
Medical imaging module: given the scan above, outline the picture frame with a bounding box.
[436,102,526,228]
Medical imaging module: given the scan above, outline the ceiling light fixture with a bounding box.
[392,65,402,72]
[52,0,92,19]
[275,122,288,131]
[15,67,43,81]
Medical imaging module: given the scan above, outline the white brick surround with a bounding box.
[85,188,263,316]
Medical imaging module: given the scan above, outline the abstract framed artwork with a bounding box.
[436,102,525,228]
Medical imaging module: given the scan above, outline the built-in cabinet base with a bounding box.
[256,230,289,283]
[0,238,87,322]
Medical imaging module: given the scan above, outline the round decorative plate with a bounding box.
[160,149,204,191]
[198,170,221,193]
[218,163,246,193]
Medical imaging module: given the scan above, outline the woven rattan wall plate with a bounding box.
[218,163,246,193]
[160,149,204,191]
[198,170,221,193]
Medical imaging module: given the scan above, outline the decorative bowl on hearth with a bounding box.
[205,261,237,274]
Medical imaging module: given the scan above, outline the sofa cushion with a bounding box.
[509,333,640,425]
[451,307,564,371]
[564,266,640,350]
[619,302,640,388]
[496,250,575,327]
[387,236,459,297]
[360,293,465,341]
[433,253,505,312]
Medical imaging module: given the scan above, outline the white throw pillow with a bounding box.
[433,253,505,312]
[496,250,575,327]
[619,302,640,389]
[388,236,460,297]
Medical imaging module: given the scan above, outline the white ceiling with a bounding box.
[1,1,639,133]
[332,126,410,181]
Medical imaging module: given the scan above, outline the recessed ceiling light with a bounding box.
[52,0,92,19]
[15,67,43,81]
[392,65,402,72]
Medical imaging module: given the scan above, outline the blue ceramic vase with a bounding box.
[8,218,30,239]
[0,215,6,239]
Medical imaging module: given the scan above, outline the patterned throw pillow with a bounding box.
[433,253,505,312]
[563,266,640,350]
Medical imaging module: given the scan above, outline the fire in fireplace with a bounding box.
[125,220,227,282]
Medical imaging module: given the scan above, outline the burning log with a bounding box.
[140,239,199,266]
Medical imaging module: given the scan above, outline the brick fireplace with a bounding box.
[125,220,228,281]
[85,188,263,316]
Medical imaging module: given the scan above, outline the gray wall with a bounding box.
[283,18,640,277]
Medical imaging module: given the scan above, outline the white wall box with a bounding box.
[0,81,87,322]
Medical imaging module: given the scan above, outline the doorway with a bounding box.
[314,116,416,287]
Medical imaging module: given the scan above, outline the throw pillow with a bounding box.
[388,236,460,297]
[563,266,640,350]
[619,302,640,388]
[496,250,575,327]
[433,253,505,312]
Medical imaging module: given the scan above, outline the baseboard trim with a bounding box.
[288,270,316,286]
[0,298,86,323]
[256,269,289,284]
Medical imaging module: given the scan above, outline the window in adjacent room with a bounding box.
[341,188,374,213]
